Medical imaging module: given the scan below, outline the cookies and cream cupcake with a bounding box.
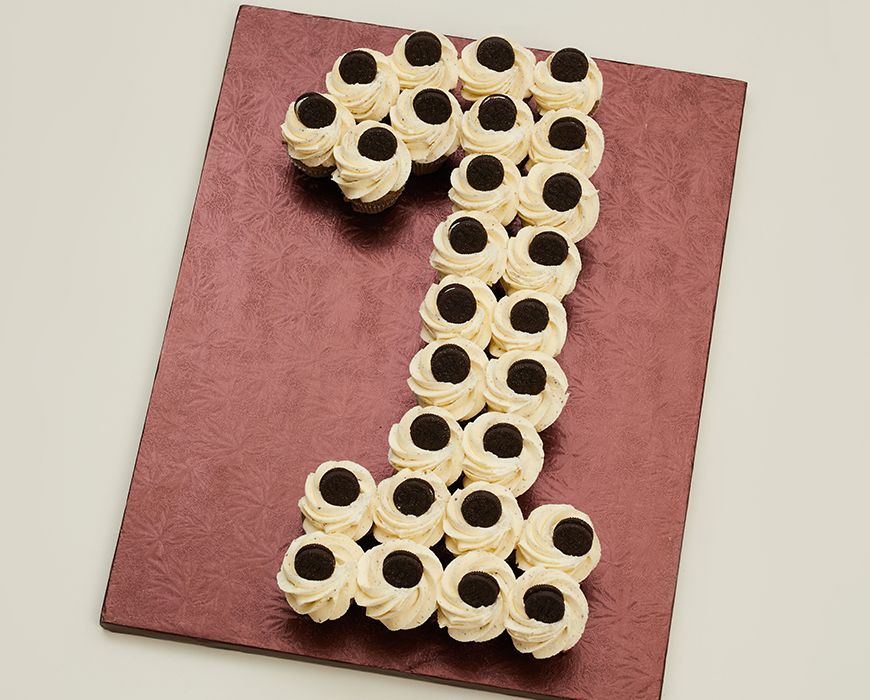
[516,504,601,582]
[460,94,534,165]
[325,48,400,122]
[436,551,516,642]
[443,482,523,559]
[388,405,464,485]
[276,531,363,622]
[280,92,354,177]
[484,350,569,431]
[420,275,497,348]
[429,211,509,285]
[461,411,544,496]
[489,290,567,357]
[531,48,603,115]
[390,86,461,174]
[449,153,521,226]
[518,163,600,242]
[332,121,411,213]
[407,338,488,421]
[458,36,535,101]
[355,539,443,630]
[502,226,582,300]
[526,108,605,177]
[390,31,459,91]
[298,460,376,540]
[505,567,589,658]
[372,470,450,547]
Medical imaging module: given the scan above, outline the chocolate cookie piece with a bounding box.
[319,466,361,506]
[552,517,594,557]
[358,127,398,161]
[550,48,589,83]
[382,550,424,588]
[461,490,503,527]
[478,95,517,132]
[430,343,471,383]
[510,298,550,333]
[548,116,587,151]
[436,283,477,324]
[339,50,378,84]
[294,92,337,129]
[542,173,582,211]
[294,543,336,581]
[477,36,515,72]
[409,413,452,451]
[528,231,569,266]
[466,154,504,191]
[448,217,488,254]
[393,478,436,516]
[483,423,524,459]
[458,571,500,607]
[523,584,565,623]
[506,358,547,395]
[413,88,453,125]
[405,30,442,66]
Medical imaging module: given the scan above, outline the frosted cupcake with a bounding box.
[372,470,450,547]
[325,49,400,122]
[280,92,354,177]
[430,211,509,285]
[458,36,535,101]
[461,411,544,496]
[355,539,443,630]
[390,86,461,174]
[388,405,464,485]
[276,531,363,622]
[443,482,523,559]
[484,350,569,431]
[407,338,488,421]
[531,47,603,115]
[460,94,534,165]
[516,504,601,582]
[420,275,497,348]
[489,290,567,357]
[505,567,589,658]
[332,121,411,213]
[502,226,582,300]
[437,551,516,642]
[449,153,521,226]
[526,108,605,177]
[298,460,376,540]
[518,163,600,242]
[390,30,459,91]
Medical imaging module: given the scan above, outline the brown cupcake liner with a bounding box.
[349,187,404,214]
[411,156,448,176]
[290,157,334,178]
[588,99,601,118]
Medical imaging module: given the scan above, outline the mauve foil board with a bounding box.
[101,6,746,699]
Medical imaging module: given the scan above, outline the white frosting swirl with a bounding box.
[461,411,544,496]
[407,338,488,421]
[430,210,509,285]
[443,482,523,559]
[390,32,459,91]
[332,121,411,203]
[516,504,602,582]
[526,108,605,177]
[372,470,450,546]
[489,289,567,357]
[276,531,363,622]
[484,350,569,431]
[325,49,400,122]
[298,461,376,540]
[420,274,497,348]
[280,93,354,168]
[458,36,535,101]
[518,162,600,242]
[388,405,464,485]
[502,225,582,301]
[389,86,461,165]
[459,95,534,164]
[449,153,521,226]
[436,551,516,642]
[505,567,589,658]
[355,540,443,630]
[531,53,603,115]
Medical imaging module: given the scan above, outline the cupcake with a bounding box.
[502,226,582,300]
[484,350,569,431]
[429,210,509,285]
[280,92,354,177]
[489,290,567,357]
[531,47,604,115]
[443,482,523,559]
[449,153,521,226]
[458,35,535,101]
[332,121,411,213]
[390,30,459,91]
[459,94,534,165]
[436,551,516,642]
[461,411,544,496]
[390,86,461,175]
[407,338,488,421]
[420,274,497,348]
[505,567,589,658]
[518,162,600,242]
[276,531,363,622]
[516,504,601,582]
[355,539,443,630]
[526,108,605,177]
[325,48,400,122]
[388,405,464,485]
[298,460,376,540]
[372,470,450,547]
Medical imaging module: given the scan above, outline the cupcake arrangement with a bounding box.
[277,30,606,660]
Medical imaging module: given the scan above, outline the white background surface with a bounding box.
[2,1,868,698]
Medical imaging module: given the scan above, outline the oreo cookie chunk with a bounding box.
[528,230,570,266]
[477,95,517,132]
[409,412,452,451]
[542,172,582,212]
[294,543,336,581]
[404,30,442,67]
[413,88,453,125]
[548,116,587,151]
[447,216,488,254]
[436,283,478,324]
[466,154,505,192]
[549,48,589,83]
[458,571,501,608]
[552,517,595,557]
[339,50,378,84]
[482,422,524,459]
[506,358,548,396]
[523,584,565,623]
[382,550,425,588]
[461,489,503,528]
[319,466,361,506]
[294,92,337,129]
[357,126,399,161]
[392,477,437,517]
[430,343,471,384]
[477,36,515,72]
[509,298,550,334]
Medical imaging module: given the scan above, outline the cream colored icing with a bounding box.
[443,482,523,559]
[458,36,535,101]
[298,460,376,540]
[420,274,497,348]
[280,93,354,168]
[407,338,488,421]
[372,470,450,546]
[515,504,602,582]
[526,108,605,177]
[459,95,534,164]
[430,210,509,285]
[389,86,461,165]
[332,121,411,203]
[484,350,569,431]
[518,162,600,242]
[390,32,459,90]
[449,153,521,226]
[531,53,604,114]
[489,289,567,357]
[325,49,400,122]
[387,405,464,485]
[502,225,582,301]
